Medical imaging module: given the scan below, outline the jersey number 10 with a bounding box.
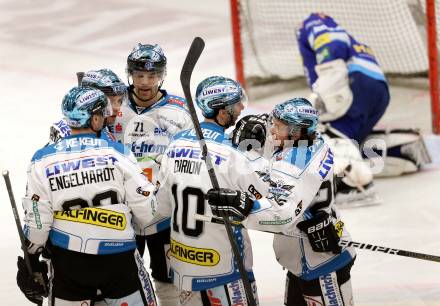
[171,184,205,238]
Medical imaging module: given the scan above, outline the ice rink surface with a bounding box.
[1,0,439,305]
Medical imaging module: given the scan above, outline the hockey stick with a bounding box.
[195,214,440,263]
[3,171,44,306]
[180,37,257,306]
[76,71,85,86]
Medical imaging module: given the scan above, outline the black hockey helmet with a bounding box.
[126,43,167,75]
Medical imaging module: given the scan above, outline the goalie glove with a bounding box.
[206,188,254,221]
[297,211,342,254]
[232,114,269,151]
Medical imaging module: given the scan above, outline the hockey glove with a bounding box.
[17,254,49,304]
[232,114,269,151]
[297,211,342,254]
[206,188,254,221]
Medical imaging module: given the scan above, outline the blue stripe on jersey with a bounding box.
[282,138,324,170]
[97,240,137,254]
[49,229,71,249]
[299,249,353,281]
[348,63,387,82]
[173,122,226,145]
[156,218,171,232]
[298,13,387,86]
[31,134,130,162]
[170,122,259,162]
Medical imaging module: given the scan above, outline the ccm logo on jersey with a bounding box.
[54,207,126,230]
[170,239,220,266]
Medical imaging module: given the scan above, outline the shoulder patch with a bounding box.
[166,95,188,110]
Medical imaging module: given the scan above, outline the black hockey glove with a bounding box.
[206,188,254,221]
[232,114,269,151]
[17,254,49,304]
[297,211,342,254]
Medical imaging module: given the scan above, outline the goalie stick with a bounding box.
[180,37,257,306]
[3,171,44,305]
[195,214,440,263]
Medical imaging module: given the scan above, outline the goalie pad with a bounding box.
[320,125,373,188]
[363,129,432,177]
[311,59,353,122]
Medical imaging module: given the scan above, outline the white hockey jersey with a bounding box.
[155,122,269,291]
[242,136,356,280]
[113,89,192,235]
[23,133,158,255]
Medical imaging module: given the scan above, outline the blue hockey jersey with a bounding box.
[297,13,386,87]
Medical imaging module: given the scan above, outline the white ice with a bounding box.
[1,0,439,305]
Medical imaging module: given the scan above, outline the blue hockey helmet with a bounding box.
[126,43,167,75]
[81,69,127,96]
[62,86,109,128]
[195,76,246,118]
[271,98,319,135]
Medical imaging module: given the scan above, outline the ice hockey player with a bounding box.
[208,98,356,306]
[17,86,158,305]
[113,43,193,305]
[49,68,127,143]
[297,13,431,202]
[155,76,265,305]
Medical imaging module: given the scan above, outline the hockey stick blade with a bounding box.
[180,37,256,306]
[180,37,205,90]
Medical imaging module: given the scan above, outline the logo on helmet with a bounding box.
[84,71,101,80]
[144,62,155,69]
[77,91,101,106]
[297,106,318,115]
[201,85,238,99]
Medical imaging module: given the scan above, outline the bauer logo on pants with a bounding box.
[170,239,220,266]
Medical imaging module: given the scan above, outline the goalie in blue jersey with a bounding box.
[296,13,430,206]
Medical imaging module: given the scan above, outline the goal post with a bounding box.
[427,0,440,134]
[230,0,440,134]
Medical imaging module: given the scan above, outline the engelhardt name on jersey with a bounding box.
[22,133,159,255]
[155,122,269,291]
[113,91,192,235]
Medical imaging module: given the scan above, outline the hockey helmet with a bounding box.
[271,98,318,136]
[195,76,246,118]
[62,86,108,128]
[126,43,167,75]
[81,69,127,96]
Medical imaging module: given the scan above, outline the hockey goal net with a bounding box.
[230,0,440,132]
